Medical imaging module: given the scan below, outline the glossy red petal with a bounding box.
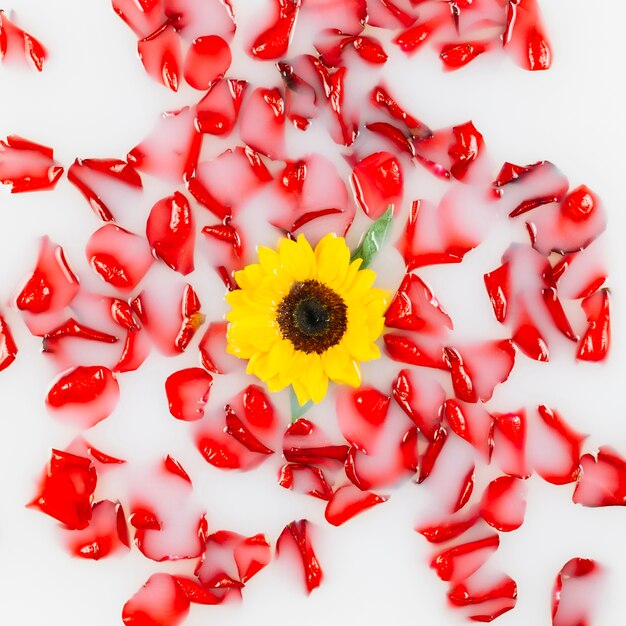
[0,314,18,372]
[577,289,610,362]
[137,22,182,91]
[122,573,190,626]
[283,418,349,469]
[0,11,47,71]
[67,158,143,222]
[440,41,490,70]
[65,500,129,559]
[29,449,97,530]
[146,191,195,275]
[325,484,388,526]
[195,78,247,135]
[449,121,484,181]
[165,367,213,421]
[431,534,500,582]
[240,87,286,160]
[351,152,403,219]
[46,366,120,428]
[552,558,603,626]
[0,135,63,192]
[87,224,154,290]
[573,447,626,507]
[277,519,323,593]
[164,0,236,43]
[278,464,333,501]
[184,35,231,90]
[250,0,301,60]
[480,476,527,532]
[442,399,493,461]
[491,410,529,479]
[112,0,165,38]
[504,0,552,71]
[448,574,518,622]
[416,506,481,544]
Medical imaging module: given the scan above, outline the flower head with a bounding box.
[225,234,389,405]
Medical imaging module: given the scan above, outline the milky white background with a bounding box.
[0,1,625,625]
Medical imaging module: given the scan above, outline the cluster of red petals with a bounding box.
[0,2,617,626]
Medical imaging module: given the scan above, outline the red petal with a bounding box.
[449,121,484,181]
[0,11,47,71]
[46,366,120,428]
[325,484,388,526]
[164,0,235,43]
[277,519,323,593]
[196,78,247,135]
[184,35,231,90]
[480,476,527,532]
[87,224,153,290]
[165,367,212,421]
[431,534,500,582]
[112,0,164,38]
[146,191,195,275]
[552,558,603,626]
[383,332,447,370]
[199,321,242,375]
[577,289,610,362]
[370,84,431,138]
[573,447,626,507]
[351,152,402,219]
[0,314,18,372]
[443,399,493,461]
[491,410,529,478]
[505,0,552,71]
[30,450,97,530]
[448,574,518,622]
[417,506,480,544]
[440,41,490,70]
[250,0,301,60]
[137,22,182,91]
[0,135,62,192]
[240,87,286,160]
[278,464,333,500]
[122,573,190,626]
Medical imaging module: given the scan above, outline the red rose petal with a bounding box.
[442,399,493,461]
[325,484,388,526]
[165,367,213,421]
[87,224,154,290]
[30,449,97,530]
[283,418,349,469]
[431,534,500,582]
[573,447,626,507]
[122,573,190,626]
[278,464,333,501]
[46,365,120,428]
[65,500,130,560]
[146,191,195,275]
[351,152,403,219]
[250,0,301,60]
[440,41,490,70]
[0,11,47,71]
[276,519,323,593]
[552,558,603,626]
[417,506,481,544]
[184,35,231,91]
[67,158,143,222]
[137,22,182,92]
[480,476,527,532]
[0,313,18,372]
[504,0,552,72]
[164,0,236,43]
[240,87,286,160]
[491,410,529,479]
[195,78,247,135]
[112,0,164,38]
[577,289,610,362]
[448,573,518,622]
[198,321,242,375]
[0,135,63,193]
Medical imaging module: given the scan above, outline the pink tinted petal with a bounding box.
[165,367,213,421]
[448,574,518,622]
[336,386,390,453]
[146,191,195,275]
[351,152,403,219]
[440,41,490,70]
[417,506,480,544]
[184,35,231,90]
[370,84,431,138]
[491,410,529,478]
[87,224,153,290]
[122,573,190,626]
[385,273,452,334]
[553,241,607,301]
[137,23,182,91]
[277,520,323,593]
[278,464,333,500]
[112,0,164,38]
[480,476,527,532]
[29,450,97,530]
[552,559,603,626]
[188,147,272,220]
[0,135,63,193]
[573,447,626,507]
[392,369,444,440]
[67,158,142,222]
[383,332,448,370]
[431,534,500,582]
[250,0,301,60]
[444,340,516,403]
[442,399,493,461]
[46,366,120,428]
[0,314,18,372]
[196,421,268,471]
[128,107,201,182]
[240,87,286,160]
[577,289,610,362]
[504,0,552,71]
[325,484,388,526]
[65,500,129,559]
[527,406,586,485]
[0,11,47,71]
[196,78,247,135]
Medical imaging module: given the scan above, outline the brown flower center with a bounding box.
[276,280,348,354]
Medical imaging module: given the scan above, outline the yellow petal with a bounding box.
[321,344,362,387]
[315,233,350,288]
[279,235,316,281]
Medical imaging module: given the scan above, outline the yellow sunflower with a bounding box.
[225,233,389,405]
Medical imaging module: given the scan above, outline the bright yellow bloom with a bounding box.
[225,234,389,405]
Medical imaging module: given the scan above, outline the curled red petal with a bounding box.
[324,484,388,526]
[165,367,213,421]
[0,314,18,372]
[122,573,190,626]
[276,519,323,593]
[137,22,182,91]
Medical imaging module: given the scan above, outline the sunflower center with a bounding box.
[276,280,348,354]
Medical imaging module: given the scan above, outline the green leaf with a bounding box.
[350,205,394,269]
[290,387,313,423]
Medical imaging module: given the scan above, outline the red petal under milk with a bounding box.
[480,476,527,532]
[278,464,333,500]
[573,447,626,507]
[0,314,18,372]
[165,367,213,421]
[351,151,403,220]
[431,534,500,582]
[184,35,232,90]
[276,519,323,593]
[577,289,610,362]
[122,573,190,626]
[137,22,182,92]
[0,11,47,71]
[552,558,603,626]
[0,135,63,192]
